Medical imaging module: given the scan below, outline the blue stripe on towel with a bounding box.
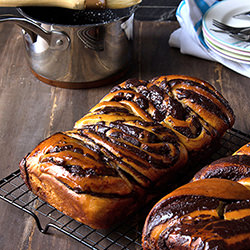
[199,32,208,48]
[176,0,186,19]
[194,19,202,31]
[194,0,210,15]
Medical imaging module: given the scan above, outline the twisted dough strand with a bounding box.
[192,142,250,188]
[143,142,250,250]
[142,178,250,250]
[20,75,234,229]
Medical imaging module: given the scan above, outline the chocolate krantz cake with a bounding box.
[19,75,234,229]
[192,142,250,188]
[142,143,250,250]
[145,75,234,152]
[142,179,250,250]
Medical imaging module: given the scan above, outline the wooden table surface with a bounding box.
[0,7,250,250]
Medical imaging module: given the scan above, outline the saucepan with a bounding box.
[0,6,137,88]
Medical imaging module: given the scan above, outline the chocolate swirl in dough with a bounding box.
[20,75,234,229]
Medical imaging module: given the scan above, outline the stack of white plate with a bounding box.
[202,0,250,64]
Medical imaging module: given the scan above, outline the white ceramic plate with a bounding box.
[204,35,250,64]
[202,0,250,53]
[204,34,250,61]
[203,27,250,56]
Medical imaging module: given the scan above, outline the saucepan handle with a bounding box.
[0,14,70,50]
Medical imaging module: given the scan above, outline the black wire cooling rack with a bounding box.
[0,128,250,250]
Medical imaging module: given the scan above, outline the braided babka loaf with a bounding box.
[142,143,250,250]
[192,142,250,188]
[19,75,234,229]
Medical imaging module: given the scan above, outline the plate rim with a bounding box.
[203,28,250,57]
[202,0,250,53]
[204,36,250,64]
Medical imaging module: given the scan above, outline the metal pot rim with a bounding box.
[17,5,137,27]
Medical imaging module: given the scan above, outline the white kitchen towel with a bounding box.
[169,0,250,78]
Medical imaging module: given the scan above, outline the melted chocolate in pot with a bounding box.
[19,6,134,25]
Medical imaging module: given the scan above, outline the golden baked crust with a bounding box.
[142,143,250,250]
[192,142,250,186]
[20,75,234,229]
[148,75,234,152]
[142,179,250,250]
[76,75,234,153]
